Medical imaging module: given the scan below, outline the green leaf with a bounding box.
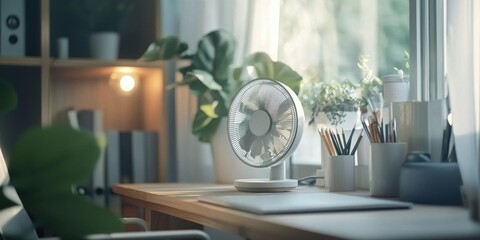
[0,79,18,115]
[192,116,222,143]
[7,126,122,239]
[183,70,223,96]
[9,126,100,190]
[234,52,303,94]
[200,101,219,118]
[139,36,188,61]
[20,192,122,239]
[192,110,214,133]
[191,30,236,84]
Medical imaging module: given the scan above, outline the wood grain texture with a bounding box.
[113,183,480,240]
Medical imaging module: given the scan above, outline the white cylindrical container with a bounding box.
[327,155,355,192]
[370,142,408,197]
[89,31,120,60]
[382,74,410,103]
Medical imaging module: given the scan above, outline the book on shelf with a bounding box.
[105,130,158,214]
[76,109,106,208]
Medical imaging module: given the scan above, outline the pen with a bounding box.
[350,130,364,155]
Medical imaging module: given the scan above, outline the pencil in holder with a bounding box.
[370,142,407,197]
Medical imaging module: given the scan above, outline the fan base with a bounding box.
[234,179,298,192]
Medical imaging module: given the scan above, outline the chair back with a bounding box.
[0,147,39,239]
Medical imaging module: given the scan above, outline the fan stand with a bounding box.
[234,161,298,192]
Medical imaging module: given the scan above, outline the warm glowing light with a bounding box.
[119,75,136,92]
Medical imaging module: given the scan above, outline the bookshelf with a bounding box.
[0,0,178,183]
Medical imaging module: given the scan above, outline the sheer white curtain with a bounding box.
[160,0,280,182]
[446,0,480,217]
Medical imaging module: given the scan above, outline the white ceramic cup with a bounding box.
[382,74,410,103]
[370,142,407,197]
[327,155,355,192]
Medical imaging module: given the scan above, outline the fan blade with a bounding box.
[263,134,278,157]
[270,127,288,153]
[273,125,291,143]
[250,136,264,158]
[277,117,293,131]
[239,131,256,153]
[264,94,282,118]
[239,100,259,115]
[276,99,292,122]
[237,119,249,138]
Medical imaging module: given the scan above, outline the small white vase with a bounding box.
[89,31,120,60]
[382,74,410,103]
[210,118,269,184]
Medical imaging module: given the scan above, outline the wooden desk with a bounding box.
[113,183,480,240]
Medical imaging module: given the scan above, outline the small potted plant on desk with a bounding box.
[303,80,360,128]
[70,0,134,60]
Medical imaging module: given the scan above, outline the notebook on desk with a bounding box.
[199,192,412,215]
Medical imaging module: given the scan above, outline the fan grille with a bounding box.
[228,79,300,168]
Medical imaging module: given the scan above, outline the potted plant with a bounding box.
[303,80,360,127]
[70,0,134,60]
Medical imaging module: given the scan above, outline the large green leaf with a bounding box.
[0,79,18,115]
[179,30,237,142]
[9,126,100,190]
[191,30,236,84]
[192,113,222,143]
[183,70,222,96]
[8,126,123,239]
[20,192,122,239]
[234,52,303,94]
[138,36,188,61]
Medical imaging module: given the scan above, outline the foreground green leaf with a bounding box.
[8,126,122,239]
[9,126,100,190]
[20,192,122,239]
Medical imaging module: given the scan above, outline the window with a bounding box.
[275,0,410,165]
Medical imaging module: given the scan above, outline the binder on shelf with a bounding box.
[104,130,158,213]
[145,131,158,183]
[119,131,133,184]
[105,131,121,214]
[132,131,146,184]
[76,109,106,208]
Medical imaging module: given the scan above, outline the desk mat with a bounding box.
[199,192,412,214]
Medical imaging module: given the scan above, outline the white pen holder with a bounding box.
[370,142,407,197]
[327,155,355,192]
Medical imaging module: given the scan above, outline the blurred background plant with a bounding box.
[302,80,360,126]
[69,0,135,32]
[357,55,383,113]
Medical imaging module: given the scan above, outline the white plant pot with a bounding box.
[210,118,269,184]
[382,74,410,103]
[89,31,120,60]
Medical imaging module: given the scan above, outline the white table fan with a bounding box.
[227,78,305,192]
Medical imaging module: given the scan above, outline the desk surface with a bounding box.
[113,183,480,240]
